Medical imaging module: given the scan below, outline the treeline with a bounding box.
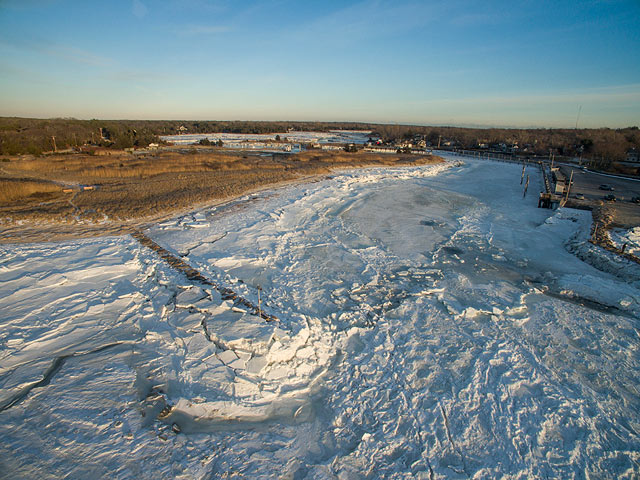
[372,124,640,164]
[161,120,375,135]
[0,118,160,155]
[1,117,638,166]
[0,118,375,155]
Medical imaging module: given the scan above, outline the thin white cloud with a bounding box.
[132,0,148,18]
[44,45,114,67]
[107,68,186,84]
[418,84,640,107]
[181,24,231,35]
[376,84,640,127]
[285,0,448,46]
[0,36,114,68]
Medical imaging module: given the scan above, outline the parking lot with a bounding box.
[558,165,640,227]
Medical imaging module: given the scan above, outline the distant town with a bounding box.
[1,117,639,176]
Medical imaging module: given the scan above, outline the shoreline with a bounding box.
[0,158,444,245]
[0,173,326,245]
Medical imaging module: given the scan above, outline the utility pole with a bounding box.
[437,135,442,149]
[564,170,574,202]
[51,136,57,152]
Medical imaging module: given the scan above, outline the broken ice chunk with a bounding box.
[266,366,291,380]
[175,287,207,306]
[217,349,238,365]
[234,378,260,397]
[228,357,247,370]
[296,346,315,360]
[246,356,268,374]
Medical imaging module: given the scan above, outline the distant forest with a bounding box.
[0,118,376,155]
[373,124,640,170]
[1,117,638,168]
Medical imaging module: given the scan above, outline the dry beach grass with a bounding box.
[0,178,62,204]
[0,148,443,243]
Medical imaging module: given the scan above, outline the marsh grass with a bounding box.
[10,151,273,179]
[0,179,61,203]
[1,149,443,236]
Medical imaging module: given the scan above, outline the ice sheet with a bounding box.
[1,156,639,479]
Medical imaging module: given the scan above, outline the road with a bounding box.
[559,165,640,227]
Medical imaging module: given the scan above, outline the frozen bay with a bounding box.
[1,156,639,478]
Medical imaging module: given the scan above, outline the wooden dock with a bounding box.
[132,231,278,322]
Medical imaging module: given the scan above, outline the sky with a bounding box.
[0,0,639,128]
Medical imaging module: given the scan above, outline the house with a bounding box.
[363,146,398,154]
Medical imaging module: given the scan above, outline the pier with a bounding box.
[132,230,278,322]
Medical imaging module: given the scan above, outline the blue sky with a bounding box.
[0,0,639,127]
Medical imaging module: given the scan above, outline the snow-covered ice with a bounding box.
[610,226,640,255]
[1,156,639,479]
[160,130,372,146]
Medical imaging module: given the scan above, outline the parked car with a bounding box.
[631,196,640,204]
[604,194,616,201]
[599,184,614,191]
[574,193,585,200]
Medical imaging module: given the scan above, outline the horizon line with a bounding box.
[1,115,638,131]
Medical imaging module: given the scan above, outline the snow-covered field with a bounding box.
[1,156,639,479]
[160,130,372,146]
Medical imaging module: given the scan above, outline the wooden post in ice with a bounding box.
[257,285,262,318]
[523,175,529,197]
[521,165,525,184]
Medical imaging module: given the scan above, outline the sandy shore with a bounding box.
[0,174,327,244]
[0,150,444,244]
